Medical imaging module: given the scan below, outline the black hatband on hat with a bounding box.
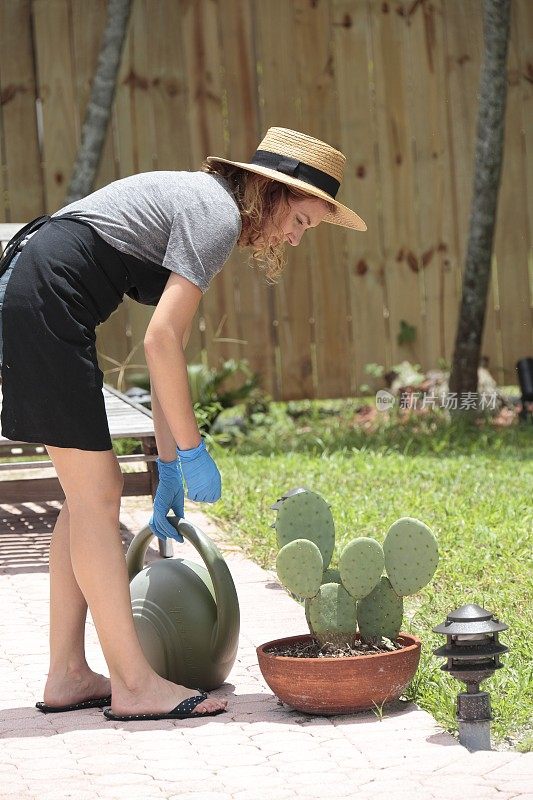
[250,150,340,198]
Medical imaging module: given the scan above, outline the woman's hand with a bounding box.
[178,440,221,502]
[149,458,185,542]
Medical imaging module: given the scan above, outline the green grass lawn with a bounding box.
[203,403,533,749]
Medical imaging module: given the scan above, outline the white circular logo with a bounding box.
[376,390,395,411]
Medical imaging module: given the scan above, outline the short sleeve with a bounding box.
[162,200,241,293]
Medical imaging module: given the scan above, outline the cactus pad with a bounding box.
[357,577,403,642]
[276,539,323,598]
[307,583,358,647]
[322,567,341,585]
[270,486,307,511]
[339,537,384,600]
[383,517,439,596]
[274,489,335,569]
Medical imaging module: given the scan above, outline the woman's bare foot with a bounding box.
[110,672,227,717]
[43,666,111,707]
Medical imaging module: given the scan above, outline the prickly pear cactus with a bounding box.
[339,538,384,600]
[276,539,323,599]
[357,577,404,642]
[322,567,341,585]
[383,517,439,596]
[271,490,438,648]
[306,583,357,648]
[272,489,335,570]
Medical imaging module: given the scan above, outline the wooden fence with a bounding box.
[0,0,531,397]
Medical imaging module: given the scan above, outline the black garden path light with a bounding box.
[433,604,508,752]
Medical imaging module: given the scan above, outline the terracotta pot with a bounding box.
[256,633,421,715]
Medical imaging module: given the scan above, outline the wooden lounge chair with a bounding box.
[0,384,172,556]
[0,383,158,504]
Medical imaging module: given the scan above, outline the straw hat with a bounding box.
[206,127,367,231]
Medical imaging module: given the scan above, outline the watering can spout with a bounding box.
[126,517,240,672]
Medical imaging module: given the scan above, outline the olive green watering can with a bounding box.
[126,518,240,691]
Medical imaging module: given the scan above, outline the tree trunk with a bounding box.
[448,0,511,413]
[65,0,132,204]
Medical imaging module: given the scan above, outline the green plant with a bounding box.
[112,354,270,436]
[371,700,387,721]
[188,358,259,407]
[100,355,260,435]
[516,734,533,753]
[398,319,417,347]
[362,360,426,395]
[188,358,270,434]
[112,437,142,456]
[194,399,224,435]
[364,362,386,379]
[272,489,438,649]
[387,360,425,388]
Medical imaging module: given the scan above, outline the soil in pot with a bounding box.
[265,637,403,658]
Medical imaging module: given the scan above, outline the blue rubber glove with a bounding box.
[177,439,221,503]
[149,458,184,542]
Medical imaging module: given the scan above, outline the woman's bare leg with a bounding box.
[45,445,226,715]
[44,500,110,706]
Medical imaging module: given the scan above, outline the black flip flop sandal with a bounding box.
[36,695,112,713]
[102,691,225,721]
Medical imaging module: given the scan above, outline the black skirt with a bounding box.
[0,216,170,450]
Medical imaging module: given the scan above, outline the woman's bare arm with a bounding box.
[144,273,202,455]
[149,385,177,462]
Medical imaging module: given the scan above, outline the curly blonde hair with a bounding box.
[201,160,335,284]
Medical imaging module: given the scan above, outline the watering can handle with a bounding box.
[126,518,239,663]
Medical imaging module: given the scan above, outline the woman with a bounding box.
[0,127,366,721]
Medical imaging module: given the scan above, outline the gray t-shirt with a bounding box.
[54,171,242,293]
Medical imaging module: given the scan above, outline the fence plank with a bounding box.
[331,0,389,394]
[180,0,241,374]
[113,0,156,177]
[145,0,190,172]
[32,0,78,213]
[294,0,351,399]
[368,0,425,368]
[442,1,484,272]
[0,0,43,221]
[443,1,503,380]
[492,5,532,382]
[194,0,240,374]
[71,0,118,190]
[130,0,156,174]
[111,0,157,377]
[114,0,143,176]
[70,0,130,379]
[403,0,460,370]
[181,0,225,164]
[217,0,276,394]
[443,0,502,379]
[515,1,533,330]
[144,0,202,364]
[254,0,314,399]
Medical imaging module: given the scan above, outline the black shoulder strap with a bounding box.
[0,215,51,278]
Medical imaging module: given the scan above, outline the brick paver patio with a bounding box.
[0,487,531,800]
